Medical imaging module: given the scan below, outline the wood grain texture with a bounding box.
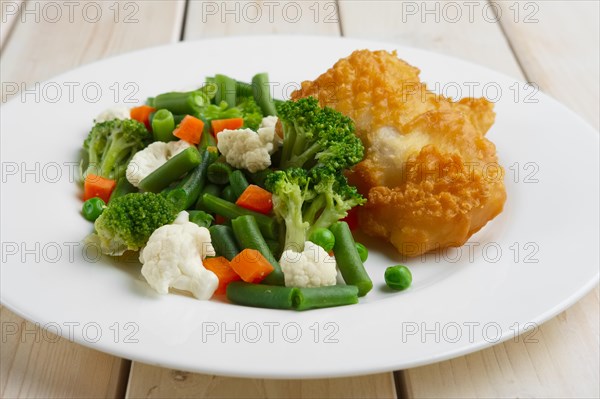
[0,307,128,399]
[338,0,523,78]
[126,364,397,399]
[0,1,184,397]
[498,0,599,129]
[401,287,599,399]
[339,1,600,398]
[184,0,340,38]
[1,0,185,87]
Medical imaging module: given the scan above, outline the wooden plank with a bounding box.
[184,0,340,38]
[400,288,599,398]
[338,0,523,77]
[338,1,599,398]
[0,1,185,397]
[126,364,397,399]
[126,3,396,398]
[0,306,128,398]
[497,0,599,128]
[1,0,185,88]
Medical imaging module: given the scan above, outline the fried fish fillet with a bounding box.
[291,50,506,256]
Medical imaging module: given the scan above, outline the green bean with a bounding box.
[294,285,359,311]
[231,215,284,285]
[149,112,186,128]
[198,127,217,149]
[252,73,276,116]
[199,194,278,239]
[245,169,272,188]
[229,170,249,199]
[194,183,222,211]
[226,282,359,310]
[188,210,214,228]
[167,148,218,210]
[207,162,233,185]
[82,197,105,221]
[265,239,281,260]
[109,178,137,203]
[200,81,218,100]
[226,282,296,310]
[151,109,176,142]
[204,183,222,196]
[235,80,254,99]
[173,114,186,125]
[153,90,209,115]
[139,147,201,193]
[221,185,237,203]
[329,222,373,297]
[209,225,241,261]
[214,74,237,106]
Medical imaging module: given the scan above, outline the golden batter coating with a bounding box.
[292,50,506,256]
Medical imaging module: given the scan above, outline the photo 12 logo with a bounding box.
[399,1,540,24]
[199,1,338,24]
[400,321,539,344]
[200,321,340,344]
[1,1,140,24]
[2,81,140,104]
[1,320,139,344]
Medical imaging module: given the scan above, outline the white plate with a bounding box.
[1,36,598,379]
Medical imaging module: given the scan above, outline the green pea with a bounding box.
[355,242,368,262]
[384,265,412,291]
[82,197,105,221]
[309,228,335,252]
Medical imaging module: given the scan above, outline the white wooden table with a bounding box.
[1,1,598,397]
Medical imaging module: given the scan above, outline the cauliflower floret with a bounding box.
[257,116,282,152]
[140,211,218,300]
[126,140,191,187]
[217,128,273,173]
[95,107,131,123]
[279,241,337,288]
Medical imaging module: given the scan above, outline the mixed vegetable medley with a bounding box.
[79,72,412,310]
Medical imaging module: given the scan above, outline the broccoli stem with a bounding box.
[101,139,136,179]
[279,123,297,168]
[277,194,308,253]
[302,195,326,227]
[287,142,321,169]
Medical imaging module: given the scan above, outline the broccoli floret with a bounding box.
[265,168,364,252]
[200,97,263,131]
[237,97,263,130]
[265,168,312,251]
[304,170,365,238]
[82,119,150,180]
[202,100,243,121]
[276,97,364,173]
[92,192,178,256]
